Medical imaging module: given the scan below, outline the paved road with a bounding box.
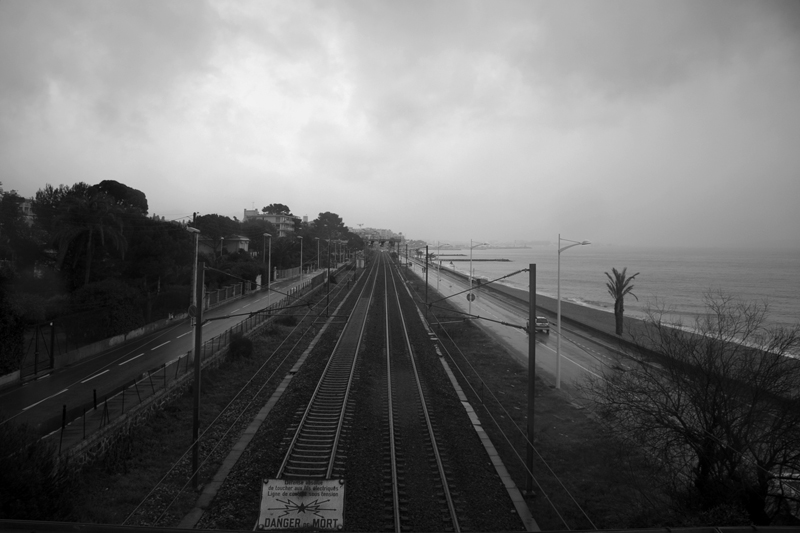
[405,262,620,395]
[0,276,313,434]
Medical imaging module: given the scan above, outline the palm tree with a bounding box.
[605,267,639,336]
[54,192,127,286]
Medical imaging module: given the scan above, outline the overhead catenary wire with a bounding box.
[401,262,599,530]
[123,268,355,525]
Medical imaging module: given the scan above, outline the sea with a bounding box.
[435,245,800,331]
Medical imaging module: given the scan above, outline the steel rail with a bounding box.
[383,258,403,533]
[386,258,462,533]
[275,257,380,479]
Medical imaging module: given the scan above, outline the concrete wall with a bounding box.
[54,313,190,371]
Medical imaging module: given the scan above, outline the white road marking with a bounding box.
[176,331,192,339]
[22,388,69,411]
[81,370,109,384]
[119,353,144,366]
[561,354,604,379]
[151,341,170,351]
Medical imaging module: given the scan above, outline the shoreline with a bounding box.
[433,263,800,358]
[436,263,644,345]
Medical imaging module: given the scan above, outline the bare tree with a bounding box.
[582,292,800,525]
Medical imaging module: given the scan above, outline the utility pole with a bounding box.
[192,261,205,489]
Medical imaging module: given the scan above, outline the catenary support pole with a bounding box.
[526,264,536,494]
[192,261,205,489]
[425,245,429,315]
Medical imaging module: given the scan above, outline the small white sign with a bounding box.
[257,478,345,531]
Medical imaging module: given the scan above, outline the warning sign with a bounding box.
[257,479,345,530]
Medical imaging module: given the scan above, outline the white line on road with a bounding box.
[242,302,252,308]
[151,341,171,351]
[176,331,192,339]
[231,307,242,313]
[531,338,605,380]
[119,353,144,366]
[81,370,109,384]
[22,388,69,411]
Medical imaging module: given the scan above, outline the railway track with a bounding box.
[272,252,464,531]
[382,255,462,532]
[275,258,380,479]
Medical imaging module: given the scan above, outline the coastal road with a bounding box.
[0,276,310,434]
[405,261,620,395]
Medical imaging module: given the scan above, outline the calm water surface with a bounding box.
[435,245,800,330]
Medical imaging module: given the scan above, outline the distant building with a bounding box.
[243,209,300,238]
[350,227,403,247]
[199,235,250,256]
[21,199,34,226]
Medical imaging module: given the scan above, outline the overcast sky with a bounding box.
[2,1,799,248]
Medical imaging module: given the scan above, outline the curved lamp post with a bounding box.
[469,240,488,315]
[263,233,271,296]
[187,227,200,311]
[436,241,449,292]
[556,234,590,389]
[298,236,303,282]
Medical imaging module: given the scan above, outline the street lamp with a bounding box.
[263,233,271,296]
[298,236,303,282]
[186,227,200,311]
[556,234,590,389]
[326,237,332,315]
[436,241,449,292]
[469,240,488,315]
[315,237,320,272]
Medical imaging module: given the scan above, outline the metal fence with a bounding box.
[19,290,191,380]
[44,272,324,458]
[18,280,266,382]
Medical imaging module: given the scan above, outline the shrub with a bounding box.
[66,279,145,343]
[276,315,297,327]
[228,332,253,359]
[0,420,76,520]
